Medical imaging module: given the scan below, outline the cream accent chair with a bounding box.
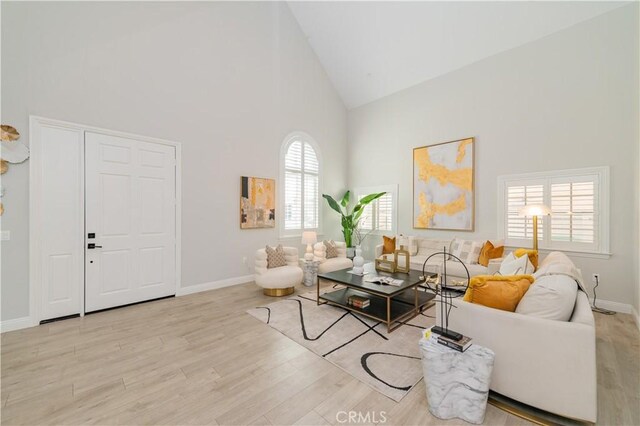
[313,241,353,274]
[255,246,303,296]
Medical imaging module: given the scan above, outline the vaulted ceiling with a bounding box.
[288,1,629,109]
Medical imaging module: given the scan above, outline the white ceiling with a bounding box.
[288,1,629,109]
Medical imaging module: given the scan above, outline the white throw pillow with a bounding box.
[398,235,418,256]
[451,239,483,264]
[499,252,535,275]
[515,274,578,321]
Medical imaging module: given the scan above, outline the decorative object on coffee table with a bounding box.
[394,245,411,273]
[420,328,495,424]
[352,245,365,274]
[375,256,396,273]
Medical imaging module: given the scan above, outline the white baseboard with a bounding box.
[1,316,35,333]
[176,274,254,296]
[589,298,633,314]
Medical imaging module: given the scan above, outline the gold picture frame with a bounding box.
[413,137,475,231]
[240,176,276,229]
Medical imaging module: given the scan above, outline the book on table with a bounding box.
[347,295,370,308]
[437,334,473,352]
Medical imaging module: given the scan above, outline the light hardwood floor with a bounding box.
[1,282,638,425]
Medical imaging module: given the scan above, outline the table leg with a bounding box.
[415,286,419,314]
[386,296,391,333]
[317,275,320,305]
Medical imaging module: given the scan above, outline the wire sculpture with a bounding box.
[420,247,470,341]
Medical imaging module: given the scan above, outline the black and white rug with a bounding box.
[247,289,435,402]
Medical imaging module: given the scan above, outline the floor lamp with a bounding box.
[518,204,551,251]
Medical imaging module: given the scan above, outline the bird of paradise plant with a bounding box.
[322,190,386,248]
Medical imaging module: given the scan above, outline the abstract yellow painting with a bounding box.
[241,176,275,229]
[413,138,474,231]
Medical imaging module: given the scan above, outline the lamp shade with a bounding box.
[301,231,317,245]
[518,204,551,217]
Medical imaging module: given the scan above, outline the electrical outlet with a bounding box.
[242,256,247,265]
[592,273,600,283]
[0,230,10,241]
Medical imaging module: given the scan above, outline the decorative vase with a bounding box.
[352,246,365,275]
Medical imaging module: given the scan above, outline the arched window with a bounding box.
[281,133,320,234]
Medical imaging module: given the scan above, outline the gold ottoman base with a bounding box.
[263,287,295,297]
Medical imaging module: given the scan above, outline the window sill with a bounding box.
[505,246,612,260]
[279,232,325,240]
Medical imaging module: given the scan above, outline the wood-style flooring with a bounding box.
[1,282,638,425]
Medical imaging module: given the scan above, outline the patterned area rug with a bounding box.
[247,289,435,402]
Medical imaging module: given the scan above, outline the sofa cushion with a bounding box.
[514,248,539,269]
[478,241,505,267]
[451,238,483,264]
[516,274,579,321]
[444,261,488,278]
[323,240,338,258]
[499,252,535,275]
[257,265,303,289]
[382,236,396,254]
[318,257,353,274]
[463,275,534,312]
[265,244,287,269]
[417,239,451,255]
[397,235,419,256]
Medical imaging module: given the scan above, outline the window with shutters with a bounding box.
[497,167,609,254]
[354,185,398,234]
[280,133,320,236]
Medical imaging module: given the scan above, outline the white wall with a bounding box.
[348,5,639,306]
[1,2,347,321]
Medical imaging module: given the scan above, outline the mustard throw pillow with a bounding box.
[382,236,396,255]
[463,275,534,312]
[478,241,505,267]
[514,248,539,269]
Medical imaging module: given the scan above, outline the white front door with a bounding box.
[85,132,176,312]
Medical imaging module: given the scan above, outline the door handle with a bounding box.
[87,243,103,249]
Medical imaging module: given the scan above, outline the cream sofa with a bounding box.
[375,236,501,282]
[437,254,597,422]
[254,246,303,296]
[313,241,353,274]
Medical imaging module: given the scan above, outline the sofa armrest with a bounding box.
[438,298,596,422]
[375,244,383,258]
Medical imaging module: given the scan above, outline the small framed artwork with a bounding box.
[240,176,275,229]
[413,137,474,231]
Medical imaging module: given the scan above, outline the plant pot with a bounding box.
[346,247,356,258]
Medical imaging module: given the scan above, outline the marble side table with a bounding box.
[301,259,320,287]
[419,329,495,424]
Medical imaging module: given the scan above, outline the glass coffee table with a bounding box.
[317,268,436,333]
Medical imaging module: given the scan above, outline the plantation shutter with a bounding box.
[357,193,393,232]
[550,176,597,249]
[506,183,545,240]
[376,193,393,231]
[284,140,319,231]
[359,202,373,230]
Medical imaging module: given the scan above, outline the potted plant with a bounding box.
[322,190,386,256]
